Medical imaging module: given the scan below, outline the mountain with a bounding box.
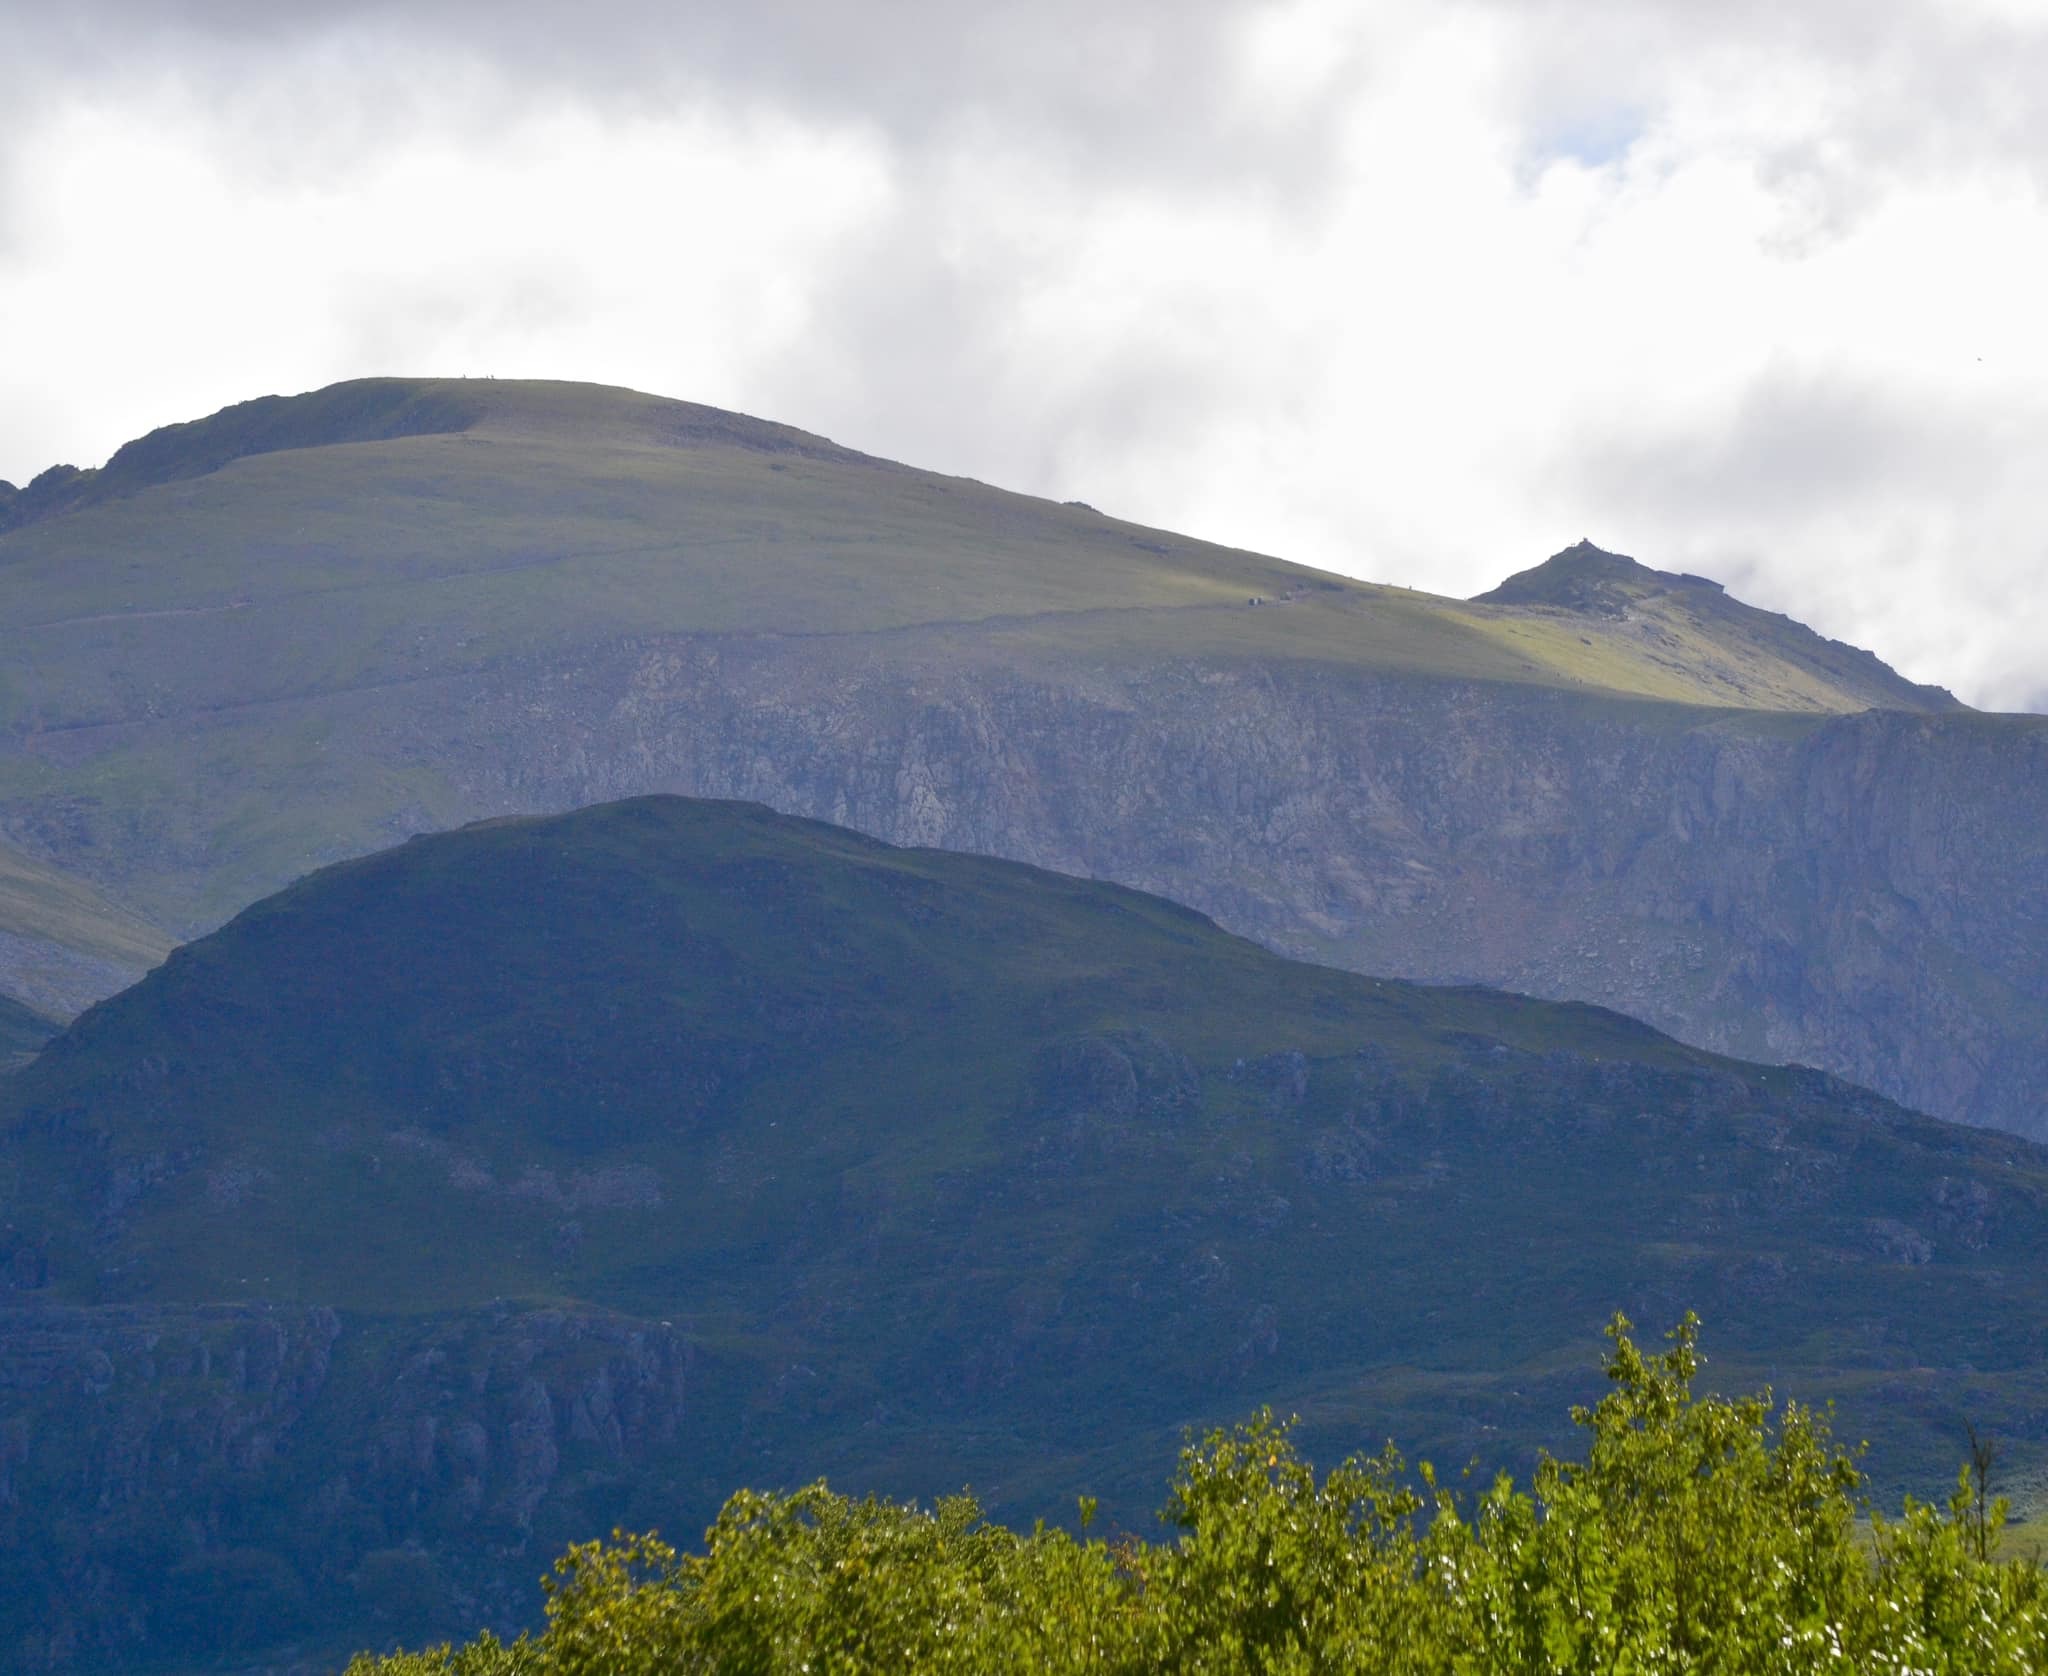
[0,378,2042,1138]
[5,796,2048,1670]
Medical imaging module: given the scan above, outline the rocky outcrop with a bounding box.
[0,382,486,537]
[1476,541,1963,712]
[0,1302,690,1671]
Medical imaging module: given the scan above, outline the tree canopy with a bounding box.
[349,1315,2048,1674]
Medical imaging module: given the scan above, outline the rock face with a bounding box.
[0,1301,690,1671]
[422,636,2047,1139]
[16,618,2039,1136]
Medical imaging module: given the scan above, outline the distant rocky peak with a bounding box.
[1473,541,1963,714]
[1471,540,1725,615]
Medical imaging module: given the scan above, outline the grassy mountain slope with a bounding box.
[0,380,1946,730]
[0,838,170,1016]
[5,797,2048,1667]
[11,796,1712,1315]
[5,376,1770,941]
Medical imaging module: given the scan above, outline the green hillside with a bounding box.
[0,837,171,1016]
[6,796,2048,1666]
[13,796,1715,1316]
[1,378,1946,721]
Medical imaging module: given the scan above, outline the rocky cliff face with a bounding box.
[6,600,2039,1137]
[0,1301,689,1671]
[430,633,2047,1139]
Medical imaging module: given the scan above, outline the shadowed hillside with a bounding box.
[5,797,2048,1669]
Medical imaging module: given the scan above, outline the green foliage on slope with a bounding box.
[6,794,1711,1311]
[351,1316,2048,1674]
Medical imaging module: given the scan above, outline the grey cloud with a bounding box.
[7,1,1364,488]
[1563,366,2015,523]
[1474,0,2048,212]
[332,266,590,375]
[1552,365,2048,709]
[14,1,1347,193]
[743,183,1248,502]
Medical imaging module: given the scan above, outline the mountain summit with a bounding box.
[0,379,1953,722]
[1474,540,1962,714]
[0,377,861,534]
[1479,538,1729,608]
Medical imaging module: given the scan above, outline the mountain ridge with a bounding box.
[0,378,1954,716]
[0,377,872,535]
[0,377,2040,1141]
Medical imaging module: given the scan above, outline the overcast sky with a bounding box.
[4,0,2044,711]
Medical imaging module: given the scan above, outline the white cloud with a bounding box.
[1,0,2043,711]
[0,83,889,478]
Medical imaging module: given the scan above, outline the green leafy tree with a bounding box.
[346,1313,2048,1676]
